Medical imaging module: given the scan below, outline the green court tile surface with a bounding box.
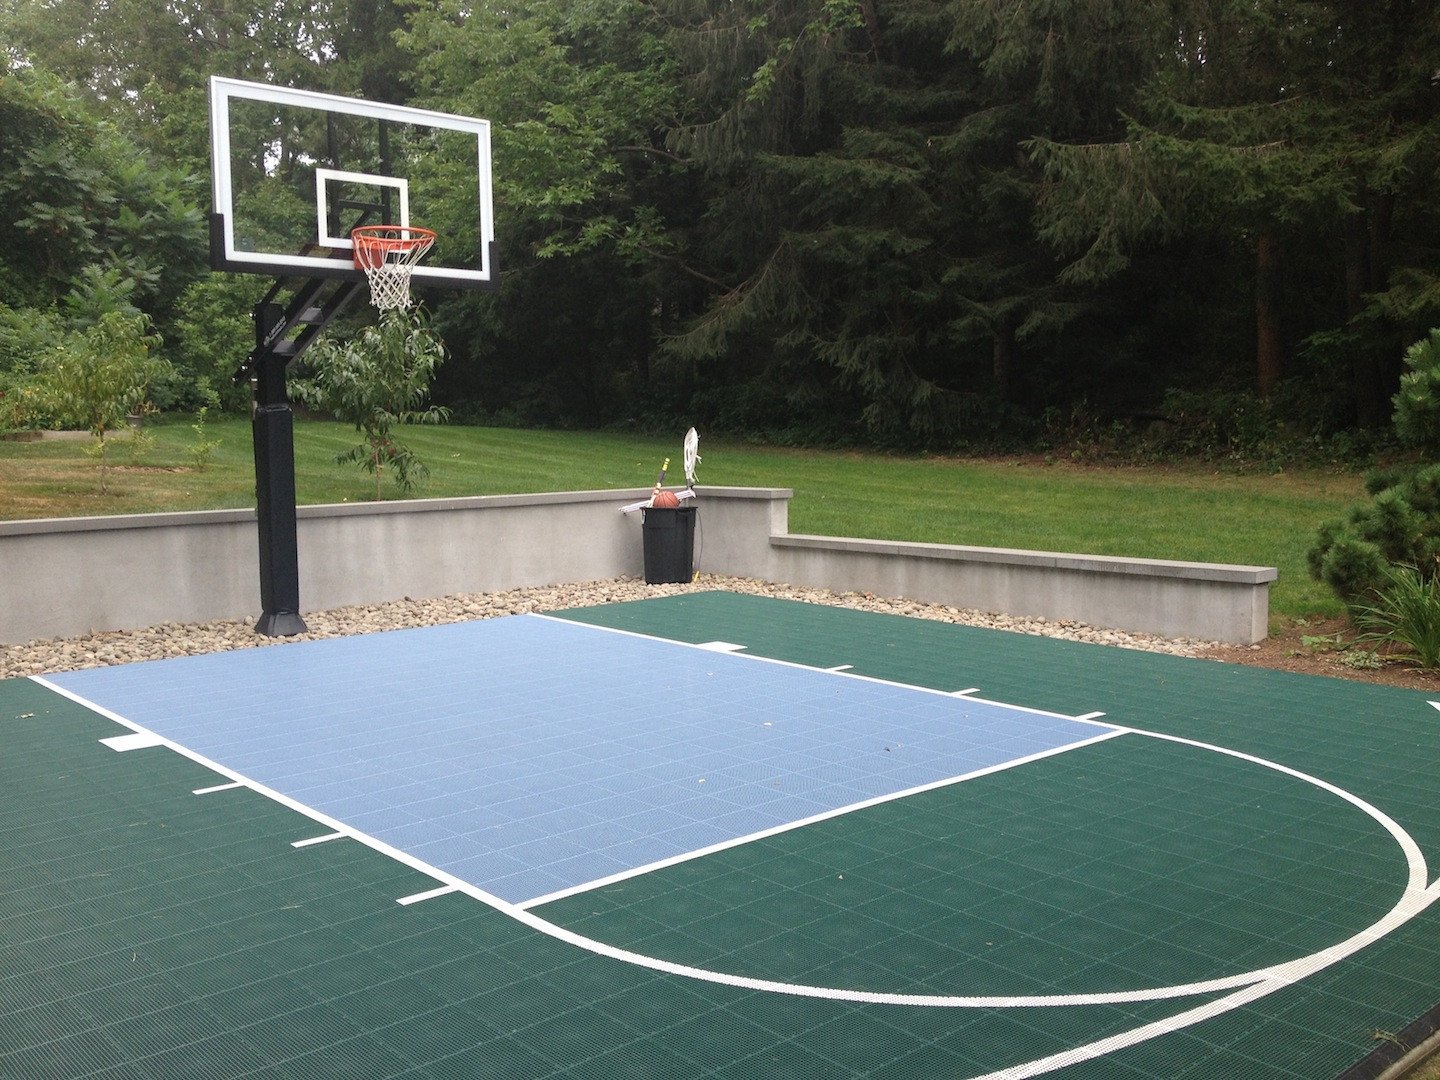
[555,592,1440,1077]
[534,733,1403,996]
[558,592,1440,854]
[6,592,1440,1078]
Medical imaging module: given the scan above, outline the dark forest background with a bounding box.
[2,0,1438,458]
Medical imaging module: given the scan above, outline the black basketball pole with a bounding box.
[250,300,307,637]
[238,277,361,637]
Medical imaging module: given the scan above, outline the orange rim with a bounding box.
[351,226,437,269]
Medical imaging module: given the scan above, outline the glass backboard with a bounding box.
[209,76,496,290]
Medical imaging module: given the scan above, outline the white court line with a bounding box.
[966,975,1290,1080]
[968,873,1440,1080]
[529,613,1107,725]
[292,832,347,848]
[506,723,1437,1017]
[398,884,460,906]
[517,726,1129,911]
[952,688,981,696]
[34,661,1440,1080]
[100,732,164,751]
[46,664,1424,1007]
[193,781,245,795]
[32,674,517,913]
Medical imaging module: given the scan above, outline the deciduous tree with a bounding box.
[30,310,169,491]
[291,307,449,500]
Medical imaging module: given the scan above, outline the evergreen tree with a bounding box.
[399,0,689,424]
[1028,0,1440,418]
[940,0,1181,410]
[656,0,984,441]
[1310,329,1440,605]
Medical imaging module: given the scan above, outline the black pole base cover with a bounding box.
[254,609,308,637]
[252,398,305,637]
[641,505,697,584]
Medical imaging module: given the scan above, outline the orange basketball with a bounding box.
[652,490,680,508]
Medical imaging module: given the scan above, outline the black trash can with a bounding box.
[641,504,697,584]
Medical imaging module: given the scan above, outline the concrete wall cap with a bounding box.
[773,533,1278,584]
[299,486,794,518]
[0,507,257,535]
[0,486,797,533]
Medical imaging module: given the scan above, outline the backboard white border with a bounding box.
[209,76,495,288]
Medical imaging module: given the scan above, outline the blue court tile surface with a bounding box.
[45,615,1111,905]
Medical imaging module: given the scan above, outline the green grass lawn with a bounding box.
[0,416,1367,622]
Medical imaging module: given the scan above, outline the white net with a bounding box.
[351,226,436,311]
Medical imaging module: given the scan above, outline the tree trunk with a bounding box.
[1345,208,1387,427]
[1370,191,1404,403]
[992,320,1015,402]
[858,0,884,59]
[1344,210,1367,318]
[1255,229,1282,396]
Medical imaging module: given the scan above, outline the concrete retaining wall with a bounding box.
[767,535,1274,645]
[0,487,1276,644]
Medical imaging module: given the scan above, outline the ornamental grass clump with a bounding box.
[1352,564,1440,669]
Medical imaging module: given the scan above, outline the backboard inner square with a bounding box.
[316,170,410,249]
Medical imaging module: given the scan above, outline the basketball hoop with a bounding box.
[351,225,437,310]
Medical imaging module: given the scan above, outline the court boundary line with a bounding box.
[515,726,1128,910]
[30,666,1124,920]
[505,726,1437,1010]
[26,610,1440,1079]
[528,612,1118,728]
[29,671,1431,1008]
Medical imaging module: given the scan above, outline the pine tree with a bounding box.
[655,0,1206,440]
[1028,0,1440,414]
[1310,329,1440,604]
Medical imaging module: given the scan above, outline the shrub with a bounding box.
[189,404,222,472]
[1308,463,1440,604]
[1310,329,1440,607]
[30,310,169,491]
[1393,329,1440,453]
[0,303,64,379]
[1139,381,1360,467]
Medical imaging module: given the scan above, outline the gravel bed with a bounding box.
[0,575,1208,680]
